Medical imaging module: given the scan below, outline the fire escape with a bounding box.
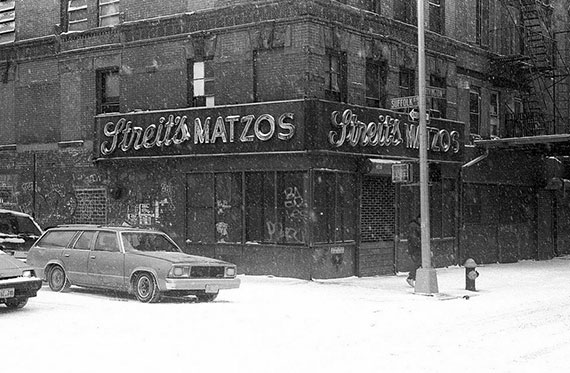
[489,0,569,138]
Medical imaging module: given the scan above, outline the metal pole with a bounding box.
[415,0,438,294]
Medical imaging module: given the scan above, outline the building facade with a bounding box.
[1,0,569,278]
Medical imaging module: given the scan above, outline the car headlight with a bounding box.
[22,270,35,278]
[225,267,236,277]
[168,265,190,278]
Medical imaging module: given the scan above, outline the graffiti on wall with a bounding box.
[19,182,78,223]
[266,185,309,243]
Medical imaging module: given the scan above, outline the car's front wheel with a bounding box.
[5,298,28,309]
[134,272,161,303]
[48,265,71,292]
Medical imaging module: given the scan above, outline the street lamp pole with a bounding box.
[415,0,438,294]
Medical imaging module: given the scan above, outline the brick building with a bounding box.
[1,0,569,279]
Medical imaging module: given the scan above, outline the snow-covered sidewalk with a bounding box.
[3,257,569,373]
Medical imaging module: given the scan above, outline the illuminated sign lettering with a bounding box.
[328,109,460,154]
[100,112,295,156]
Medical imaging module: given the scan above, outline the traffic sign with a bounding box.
[408,108,430,122]
[426,86,445,99]
[390,95,419,110]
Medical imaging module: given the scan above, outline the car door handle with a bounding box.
[90,255,96,259]
[64,254,70,257]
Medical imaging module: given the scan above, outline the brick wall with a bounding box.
[122,42,187,111]
[16,0,60,40]
[74,189,107,224]
[15,60,61,144]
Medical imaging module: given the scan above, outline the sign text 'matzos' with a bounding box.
[100,112,296,156]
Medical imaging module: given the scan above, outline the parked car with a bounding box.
[0,209,43,261]
[27,225,240,303]
[0,249,43,309]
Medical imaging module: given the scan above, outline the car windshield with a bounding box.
[121,232,181,253]
[0,213,42,236]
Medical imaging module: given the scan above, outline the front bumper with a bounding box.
[0,277,43,299]
[164,277,241,292]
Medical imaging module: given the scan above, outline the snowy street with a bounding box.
[2,257,569,373]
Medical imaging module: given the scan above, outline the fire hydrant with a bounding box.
[464,258,479,291]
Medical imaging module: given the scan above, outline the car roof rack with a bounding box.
[55,224,102,228]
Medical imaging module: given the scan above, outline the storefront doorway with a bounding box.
[358,176,396,276]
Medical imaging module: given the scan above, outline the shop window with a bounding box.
[428,0,444,35]
[188,171,309,245]
[394,0,417,25]
[245,171,309,245]
[429,74,446,118]
[0,0,15,44]
[399,67,415,97]
[99,0,120,27]
[96,68,120,114]
[67,0,88,32]
[469,87,481,135]
[214,173,242,243]
[476,0,489,47]
[313,171,356,244]
[188,59,215,107]
[325,50,347,102]
[365,58,387,108]
[186,172,242,244]
[186,173,215,243]
[245,172,276,243]
[490,91,500,137]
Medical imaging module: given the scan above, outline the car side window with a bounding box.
[37,231,77,248]
[94,232,120,252]
[73,231,96,250]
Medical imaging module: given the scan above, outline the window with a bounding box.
[429,74,446,118]
[0,0,15,44]
[399,67,415,97]
[186,173,242,244]
[67,0,88,32]
[325,50,347,102]
[469,87,481,135]
[188,60,215,107]
[313,171,356,244]
[74,231,96,250]
[366,0,381,14]
[99,0,120,27]
[94,231,120,252]
[187,171,310,245]
[394,0,417,25]
[490,91,499,137]
[476,0,489,47]
[97,68,120,114]
[37,231,77,248]
[428,0,444,34]
[366,59,387,108]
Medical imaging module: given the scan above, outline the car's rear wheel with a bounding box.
[196,291,218,302]
[134,273,161,303]
[48,265,71,292]
[5,298,28,309]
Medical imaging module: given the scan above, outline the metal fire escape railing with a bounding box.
[490,0,569,138]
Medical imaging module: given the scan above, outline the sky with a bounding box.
[2,256,569,373]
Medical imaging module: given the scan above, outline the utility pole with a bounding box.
[415,0,438,294]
